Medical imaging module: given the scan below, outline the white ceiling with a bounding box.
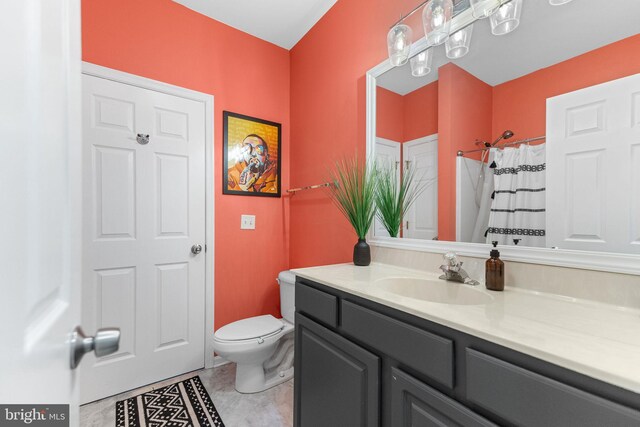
[378,0,640,95]
[173,0,338,50]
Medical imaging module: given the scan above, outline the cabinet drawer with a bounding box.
[341,300,454,389]
[466,348,640,427]
[295,281,338,328]
[391,367,496,427]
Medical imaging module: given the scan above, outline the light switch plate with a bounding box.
[241,214,256,230]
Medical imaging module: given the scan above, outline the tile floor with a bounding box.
[80,363,293,427]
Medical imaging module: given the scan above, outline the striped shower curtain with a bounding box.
[486,144,546,247]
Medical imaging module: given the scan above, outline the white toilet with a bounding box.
[213,271,295,393]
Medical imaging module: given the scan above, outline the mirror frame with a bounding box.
[365,8,640,276]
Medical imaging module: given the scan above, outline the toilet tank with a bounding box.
[277,270,296,324]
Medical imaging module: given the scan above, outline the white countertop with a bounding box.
[291,262,640,394]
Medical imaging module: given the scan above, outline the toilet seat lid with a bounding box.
[215,315,284,341]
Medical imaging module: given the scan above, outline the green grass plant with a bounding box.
[327,156,377,239]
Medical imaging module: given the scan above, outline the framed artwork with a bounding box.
[223,111,282,197]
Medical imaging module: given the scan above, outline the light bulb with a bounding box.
[496,5,509,18]
[446,24,474,59]
[410,49,433,77]
[431,6,445,27]
[490,0,522,36]
[387,24,413,66]
[423,0,453,46]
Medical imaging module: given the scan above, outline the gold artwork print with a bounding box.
[223,112,281,197]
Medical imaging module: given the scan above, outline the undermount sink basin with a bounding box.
[375,277,494,306]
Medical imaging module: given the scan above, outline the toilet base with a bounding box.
[235,330,294,394]
[235,364,294,394]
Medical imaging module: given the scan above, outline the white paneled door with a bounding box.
[403,136,439,240]
[547,73,640,254]
[81,74,207,403]
[1,0,82,418]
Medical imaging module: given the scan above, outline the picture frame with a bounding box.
[223,111,282,197]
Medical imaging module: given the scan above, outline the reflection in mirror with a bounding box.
[373,0,640,254]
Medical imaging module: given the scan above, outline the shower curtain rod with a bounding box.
[457,136,546,157]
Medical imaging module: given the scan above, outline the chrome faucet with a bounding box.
[439,252,480,286]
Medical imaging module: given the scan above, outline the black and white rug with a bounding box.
[116,376,225,427]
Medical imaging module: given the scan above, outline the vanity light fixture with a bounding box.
[387,23,413,66]
[549,0,574,4]
[410,49,434,76]
[445,24,474,59]
[423,0,454,46]
[490,0,522,35]
[387,0,523,72]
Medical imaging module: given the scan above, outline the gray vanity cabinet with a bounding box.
[294,312,380,427]
[294,278,640,427]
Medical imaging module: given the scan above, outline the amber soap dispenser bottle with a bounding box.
[485,242,505,291]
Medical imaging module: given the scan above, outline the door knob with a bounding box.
[191,244,203,255]
[70,326,120,369]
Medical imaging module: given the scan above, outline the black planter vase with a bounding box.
[353,238,371,266]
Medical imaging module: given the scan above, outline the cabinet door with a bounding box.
[294,313,380,427]
[391,367,496,427]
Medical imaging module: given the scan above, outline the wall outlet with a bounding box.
[241,214,256,230]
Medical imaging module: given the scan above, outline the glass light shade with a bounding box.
[422,0,453,47]
[410,49,433,77]
[549,0,573,5]
[469,0,501,19]
[387,24,413,66]
[445,24,474,59]
[490,0,522,36]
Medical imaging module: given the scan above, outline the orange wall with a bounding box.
[289,0,404,268]
[376,82,438,144]
[376,87,404,142]
[403,81,439,142]
[492,34,640,141]
[288,0,492,264]
[438,64,492,241]
[82,0,290,329]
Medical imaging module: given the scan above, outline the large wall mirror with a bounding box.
[367,0,640,273]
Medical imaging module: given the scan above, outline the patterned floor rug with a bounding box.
[116,376,225,426]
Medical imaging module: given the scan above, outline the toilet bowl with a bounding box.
[213,271,296,393]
